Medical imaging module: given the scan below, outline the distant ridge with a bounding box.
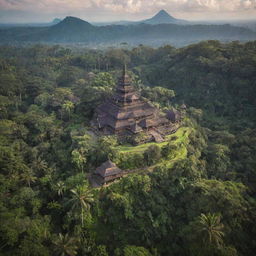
[0,14,255,46]
[93,9,188,26]
[0,17,62,28]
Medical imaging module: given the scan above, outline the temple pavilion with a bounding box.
[94,65,175,141]
[93,160,123,185]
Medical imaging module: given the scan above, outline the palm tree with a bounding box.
[30,156,48,174]
[196,213,225,248]
[62,100,74,120]
[71,149,86,173]
[56,181,66,197]
[53,233,78,256]
[20,169,37,187]
[68,185,94,226]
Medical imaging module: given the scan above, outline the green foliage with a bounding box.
[123,245,153,256]
[91,72,115,88]
[92,245,109,256]
[67,184,94,226]
[0,42,256,256]
[118,152,144,170]
[184,213,238,256]
[143,145,162,166]
[142,86,175,107]
[94,136,118,163]
[53,233,79,256]
[196,213,225,248]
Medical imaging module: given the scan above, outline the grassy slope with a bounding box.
[117,126,193,171]
[150,126,192,170]
[117,127,191,153]
[100,126,193,188]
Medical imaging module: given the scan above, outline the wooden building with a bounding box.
[94,65,171,139]
[93,160,123,185]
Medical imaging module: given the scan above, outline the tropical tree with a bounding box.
[62,100,74,120]
[123,245,153,256]
[20,168,37,187]
[142,86,175,107]
[196,213,225,248]
[143,145,161,166]
[53,233,78,256]
[94,136,118,163]
[187,213,226,256]
[91,72,115,88]
[56,181,66,197]
[68,185,94,226]
[71,149,86,173]
[30,156,48,174]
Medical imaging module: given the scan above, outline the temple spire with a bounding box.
[123,63,127,77]
[118,63,131,89]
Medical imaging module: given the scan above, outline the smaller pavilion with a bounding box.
[93,160,123,185]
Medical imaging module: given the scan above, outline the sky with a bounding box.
[0,0,255,23]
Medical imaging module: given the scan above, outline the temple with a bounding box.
[94,65,177,141]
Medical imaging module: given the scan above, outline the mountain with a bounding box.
[0,16,95,42]
[93,10,188,26]
[0,16,255,46]
[47,16,95,41]
[53,16,93,30]
[27,16,95,42]
[141,10,187,25]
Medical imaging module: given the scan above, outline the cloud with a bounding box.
[1,0,255,13]
[0,0,92,12]
[96,0,256,13]
[0,0,255,22]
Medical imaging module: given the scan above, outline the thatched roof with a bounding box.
[95,160,122,178]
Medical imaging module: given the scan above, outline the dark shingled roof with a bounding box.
[139,118,156,128]
[94,64,171,135]
[130,123,143,133]
[166,108,181,122]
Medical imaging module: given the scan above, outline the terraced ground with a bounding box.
[95,126,193,187]
[117,126,193,171]
[118,127,191,152]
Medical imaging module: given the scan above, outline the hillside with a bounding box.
[0,41,256,255]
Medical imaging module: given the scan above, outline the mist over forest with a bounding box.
[0,10,256,47]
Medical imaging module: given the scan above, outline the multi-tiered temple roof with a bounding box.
[95,65,171,137]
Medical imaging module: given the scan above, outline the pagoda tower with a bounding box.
[95,65,169,135]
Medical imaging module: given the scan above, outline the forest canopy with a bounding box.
[0,41,256,256]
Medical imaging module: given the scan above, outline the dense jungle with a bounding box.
[0,40,256,256]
